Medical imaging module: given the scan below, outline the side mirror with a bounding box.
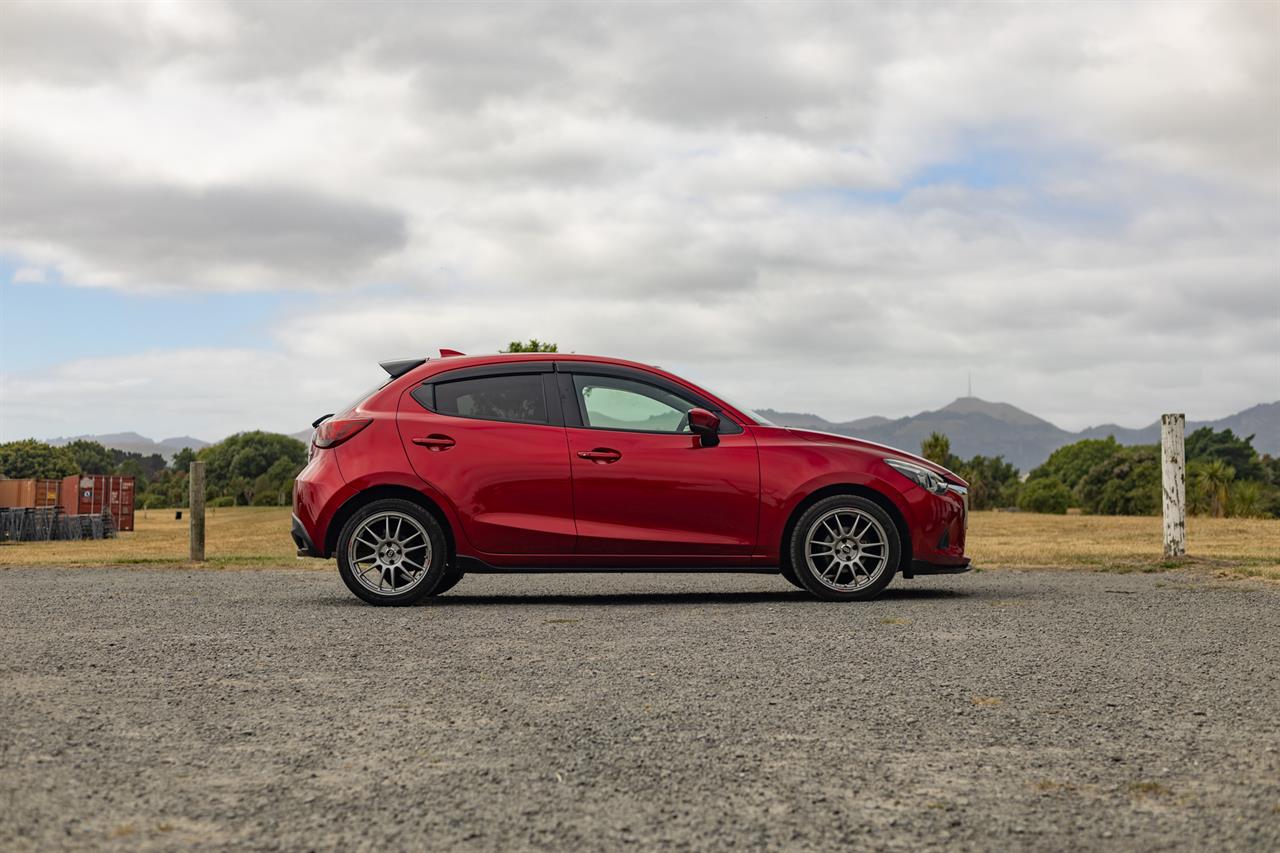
[687,407,720,447]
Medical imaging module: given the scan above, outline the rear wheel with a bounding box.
[336,499,449,606]
[788,495,900,601]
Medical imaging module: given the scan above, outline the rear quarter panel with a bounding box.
[320,409,470,557]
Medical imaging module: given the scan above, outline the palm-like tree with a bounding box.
[1202,460,1235,518]
[1188,464,1213,516]
[1228,480,1263,518]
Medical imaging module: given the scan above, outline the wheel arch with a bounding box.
[779,484,913,576]
[324,485,456,561]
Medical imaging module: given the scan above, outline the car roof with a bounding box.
[382,352,751,423]
[414,351,662,374]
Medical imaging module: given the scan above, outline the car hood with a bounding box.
[784,428,967,486]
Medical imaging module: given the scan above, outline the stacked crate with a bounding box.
[0,507,116,542]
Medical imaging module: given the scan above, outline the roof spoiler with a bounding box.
[379,358,427,378]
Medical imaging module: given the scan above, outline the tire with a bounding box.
[427,563,465,596]
[779,563,808,591]
[336,499,450,606]
[788,495,900,601]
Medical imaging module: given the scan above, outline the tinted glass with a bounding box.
[574,375,694,432]
[434,374,548,424]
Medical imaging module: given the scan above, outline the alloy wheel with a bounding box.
[347,511,433,596]
[803,507,890,592]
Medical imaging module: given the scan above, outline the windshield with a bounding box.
[680,374,775,425]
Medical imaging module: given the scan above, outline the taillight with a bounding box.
[313,418,372,448]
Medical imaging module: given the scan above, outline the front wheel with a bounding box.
[788,496,900,601]
[336,499,449,606]
[778,564,808,591]
[427,563,465,596]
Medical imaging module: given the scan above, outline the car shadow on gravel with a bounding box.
[315,586,974,608]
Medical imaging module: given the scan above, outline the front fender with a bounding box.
[759,471,914,558]
[747,432,921,563]
[777,471,913,524]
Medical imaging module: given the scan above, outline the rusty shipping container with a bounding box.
[0,479,37,508]
[2,478,87,509]
[33,478,61,507]
[58,475,136,532]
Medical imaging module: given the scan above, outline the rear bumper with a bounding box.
[293,448,348,559]
[292,514,322,558]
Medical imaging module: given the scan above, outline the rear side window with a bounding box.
[430,374,549,424]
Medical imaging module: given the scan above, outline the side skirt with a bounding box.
[457,556,780,574]
[906,559,972,577]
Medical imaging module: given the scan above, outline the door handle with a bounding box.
[577,448,621,463]
[412,434,455,451]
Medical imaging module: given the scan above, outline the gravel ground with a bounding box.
[1,566,1277,852]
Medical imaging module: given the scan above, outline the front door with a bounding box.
[561,371,759,557]
[397,366,575,555]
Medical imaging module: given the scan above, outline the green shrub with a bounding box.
[0,439,78,479]
[1018,478,1072,514]
[1079,445,1161,515]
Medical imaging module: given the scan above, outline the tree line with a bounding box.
[0,432,308,510]
[920,427,1280,517]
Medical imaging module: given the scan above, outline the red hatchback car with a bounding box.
[293,351,970,605]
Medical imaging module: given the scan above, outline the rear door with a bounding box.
[397,363,576,555]
[560,367,759,557]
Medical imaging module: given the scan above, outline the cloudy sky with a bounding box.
[1,0,1277,442]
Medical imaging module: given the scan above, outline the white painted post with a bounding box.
[1161,413,1186,558]
[189,461,206,562]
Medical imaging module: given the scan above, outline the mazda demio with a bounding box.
[293,351,970,605]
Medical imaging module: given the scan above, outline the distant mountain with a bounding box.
[759,399,1280,472]
[757,411,892,432]
[47,432,209,460]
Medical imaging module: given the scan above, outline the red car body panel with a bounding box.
[292,352,969,575]
[397,401,576,555]
[751,426,968,566]
[565,426,760,556]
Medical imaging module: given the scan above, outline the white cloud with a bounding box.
[9,267,46,284]
[0,0,1277,438]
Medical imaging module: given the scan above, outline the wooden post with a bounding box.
[1161,413,1186,558]
[189,461,206,562]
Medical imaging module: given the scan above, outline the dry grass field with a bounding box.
[0,507,297,570]
[1,506,1276,579]
[970,512,1280,579]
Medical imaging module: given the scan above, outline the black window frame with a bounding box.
[558,365,743,436]
[407,359,743,434]
[410,362,562,427]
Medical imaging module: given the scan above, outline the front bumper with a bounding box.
[292,514,321,558]
[907,558,972,576]
[901,481,968,571]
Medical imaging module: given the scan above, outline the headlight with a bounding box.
[884,458,949,495]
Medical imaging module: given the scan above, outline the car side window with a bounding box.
[431,374,549,424]
[572,374,695,433]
